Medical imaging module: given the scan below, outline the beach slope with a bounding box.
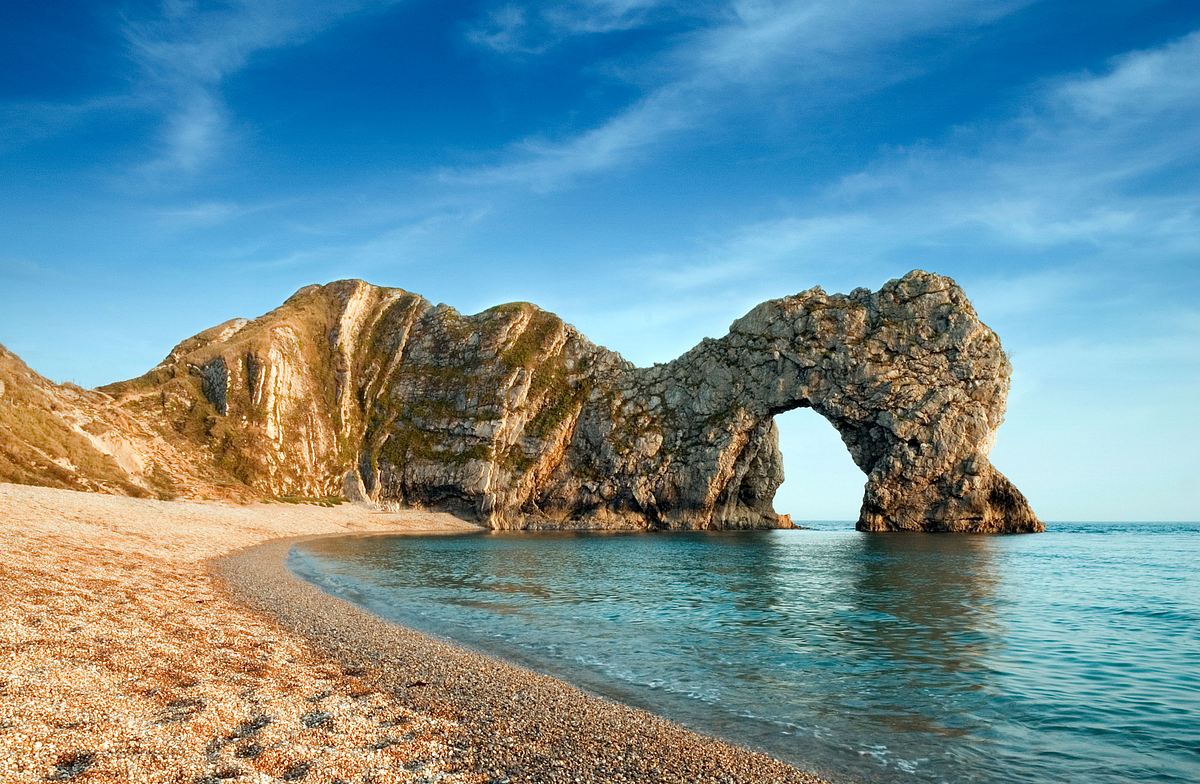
[0,483,827,783]
[0,483,475,782]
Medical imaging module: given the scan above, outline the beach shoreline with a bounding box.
[217,534,829,784]
[0,483,477,783]
[0,482,828,783]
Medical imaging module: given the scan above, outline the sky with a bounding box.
[1,0,1198,522]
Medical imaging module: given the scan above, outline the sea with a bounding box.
[289,521,1199,784]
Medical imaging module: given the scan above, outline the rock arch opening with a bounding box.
[772,407,864,525]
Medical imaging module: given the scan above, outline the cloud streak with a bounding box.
[451,0,1030,189]
[575,28,1200,344]
[857,29,1200,251]
[466,0,687,54]
[121,0,402,178]
[245,205,492,271]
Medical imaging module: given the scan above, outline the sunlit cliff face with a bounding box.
[3,271,1038,533]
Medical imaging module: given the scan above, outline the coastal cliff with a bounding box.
[0,271,1041,533]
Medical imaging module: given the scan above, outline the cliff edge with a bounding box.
[1,271,1041,532]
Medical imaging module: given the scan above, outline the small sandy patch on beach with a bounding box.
[0,483,480,783]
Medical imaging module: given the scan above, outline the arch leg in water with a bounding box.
[570,270,1043,533]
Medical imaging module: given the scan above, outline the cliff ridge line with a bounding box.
[1,271,1042,533]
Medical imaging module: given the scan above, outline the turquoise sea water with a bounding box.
[290,523,1199,784]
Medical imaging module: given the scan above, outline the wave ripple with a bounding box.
[291,523,1200,784]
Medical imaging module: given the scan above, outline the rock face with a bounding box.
[0,344,230,498]
[599,273,1042,534]
[521,270,1041,533]
[3,271,1041,532]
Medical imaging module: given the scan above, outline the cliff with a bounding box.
[1,271,1042,532]
[0,344,236,498]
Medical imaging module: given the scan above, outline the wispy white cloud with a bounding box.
[154,199,243,227]
[577,29,1200,335]
[550,0,678,33]
[0,2,403,176]
[445,87,694,189]
[451,0,1030,189]
[636,214,867,291]
[1054,30,1200,120]
[246,205,492,270]
[807,29,1199,252]
[149,196,303,231]
[120,0,403,179]
[0,95,139,153]
[153,90,227,174]
[965,202,1146,247]
[466,5,540,54]
[466,0,685,54]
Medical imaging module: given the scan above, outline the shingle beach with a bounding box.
[0,482,828,783]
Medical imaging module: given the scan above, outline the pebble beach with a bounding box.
[0,483,827,783]
[0,483,477,783]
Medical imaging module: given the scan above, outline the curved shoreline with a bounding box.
[214,533,831,784]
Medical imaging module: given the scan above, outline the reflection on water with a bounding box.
[292,523,1200,784]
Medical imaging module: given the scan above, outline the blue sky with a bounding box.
[2,1,1197,521]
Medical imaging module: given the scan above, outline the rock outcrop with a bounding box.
[589,273,1042,533]
[2,271,1041,532]
[0,344,234,498]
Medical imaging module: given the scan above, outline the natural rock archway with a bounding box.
[546,270,1042,533]
[56,269,1041,533]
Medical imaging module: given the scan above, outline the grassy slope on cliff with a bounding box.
[0,344,144,494]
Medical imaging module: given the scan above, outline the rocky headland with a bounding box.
[0,270,1041,533]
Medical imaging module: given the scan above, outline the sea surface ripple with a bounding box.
[291,522,1200,784]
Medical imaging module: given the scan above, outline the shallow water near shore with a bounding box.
[290,522,1200,784]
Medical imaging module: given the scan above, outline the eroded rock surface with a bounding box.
[3,271,1041,532]
[590,273,1042,533]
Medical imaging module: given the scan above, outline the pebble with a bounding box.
[218,539,831,784]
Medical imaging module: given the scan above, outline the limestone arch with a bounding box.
[598,270,1042,533]
[770,406,865,523]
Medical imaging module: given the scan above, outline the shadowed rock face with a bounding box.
[5,270,1040,532]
